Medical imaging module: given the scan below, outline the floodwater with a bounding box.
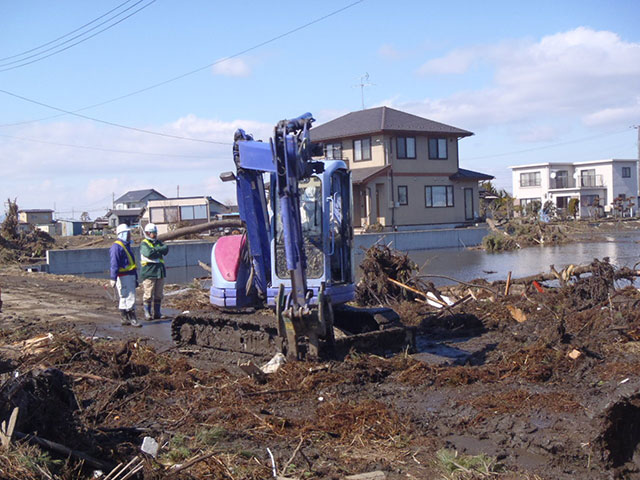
[174,231,640,285]
[353,230,640,287]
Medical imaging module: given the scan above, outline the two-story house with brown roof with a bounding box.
[310,106,493,230]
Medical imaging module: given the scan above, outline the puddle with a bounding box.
[414,335,474,364]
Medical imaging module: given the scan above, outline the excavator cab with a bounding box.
[269,160,354,307]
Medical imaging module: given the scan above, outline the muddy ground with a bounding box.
[2,257,640,479]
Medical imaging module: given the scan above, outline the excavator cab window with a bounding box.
[274,176,324,279]
[329,169,353,285]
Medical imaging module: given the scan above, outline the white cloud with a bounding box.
[378,44,403,60]
[212,57,251,77]
[418,48,478,74]
[0,115,271,213]
[407,28,640,136]
[582,97,640,126]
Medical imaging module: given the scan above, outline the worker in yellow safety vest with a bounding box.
[140,223,169,320]
[109,224,141,327]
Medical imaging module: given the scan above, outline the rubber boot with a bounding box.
[128,309,142,328]
[153,301,164,319]
[120,309,130,326]
[143,302,152,321]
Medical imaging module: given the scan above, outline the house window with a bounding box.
[396,137,416,159]
[622,166,631,178]
[520,171,541,187]
[353,138,371,161]
[425,185,454,207]
[428,138,447,159]
[149,207,179,224]
[397,186,408,205]
[325,142,342,160]
[581,195,599,207]
[580,169,597,187]
[555,170,569,188]
[150,207,165,223]
[180,205,208,221]
[520,198,541,215]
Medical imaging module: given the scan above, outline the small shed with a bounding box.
[58,220,84,236]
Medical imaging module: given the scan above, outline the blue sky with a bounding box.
[1,0,639,218]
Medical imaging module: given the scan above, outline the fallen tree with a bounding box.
[157,218,244,242]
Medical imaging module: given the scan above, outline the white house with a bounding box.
[107,189,166,227]
[510,159,638,218]
[142,196,232,234]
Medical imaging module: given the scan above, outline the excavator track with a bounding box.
[171,310,283,357]
[172,305,415,360]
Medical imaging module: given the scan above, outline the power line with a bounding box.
[465,128,631,161]
[0,0,365,128]
[0,87,233,145]
[0,132,226,157]
[0,0,135,63]
[0,0,156,72]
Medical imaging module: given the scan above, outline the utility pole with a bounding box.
[177,185,180,198]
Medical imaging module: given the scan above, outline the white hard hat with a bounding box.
[116,224,130,235]
[144,223,157,233]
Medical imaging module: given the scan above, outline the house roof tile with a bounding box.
[309,106,473,142]
[351,165,391,184]
[114,189,166,204]
[449,168,494,181]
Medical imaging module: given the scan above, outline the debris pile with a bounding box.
[3,251,640,478]
[356,244,444,307]
[482,217,569,251]
[0,199,54,262]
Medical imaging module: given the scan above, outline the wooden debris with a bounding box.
[12,333,54,355]
[198,260,212,273]
[103,455,143,480]
[344,471,386,480]
[0,407,18,449]
[568,349,582,360]
[504,271,512,296]
[506,305,527,323]
[166,451,217,477]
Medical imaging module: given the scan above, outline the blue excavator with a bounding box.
[171,113,415,360]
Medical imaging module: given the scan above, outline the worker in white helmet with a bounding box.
[109,224,141,327]
[140,223,169,320]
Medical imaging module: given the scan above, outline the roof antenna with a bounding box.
[354,73,374,110]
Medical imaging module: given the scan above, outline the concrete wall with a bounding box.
[47,240,215,275]
[355,225,488,251]
[47,227,488,276]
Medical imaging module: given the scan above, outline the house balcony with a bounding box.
[549,174,604,190]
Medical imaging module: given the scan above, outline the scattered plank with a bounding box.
[198,260,212,273]
[0,407,18,449]
[504,271,512,296]
[344,471,386,480]
[506,305,527,323]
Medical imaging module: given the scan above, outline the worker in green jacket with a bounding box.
[140,223,169,320]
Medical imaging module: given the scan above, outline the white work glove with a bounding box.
[110,280,116,288]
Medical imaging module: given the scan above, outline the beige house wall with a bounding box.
[338,134,387,168]
[352,176,480,228]
[18,211,53,225]
[320,127,483,229]
[384,135,458,174]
